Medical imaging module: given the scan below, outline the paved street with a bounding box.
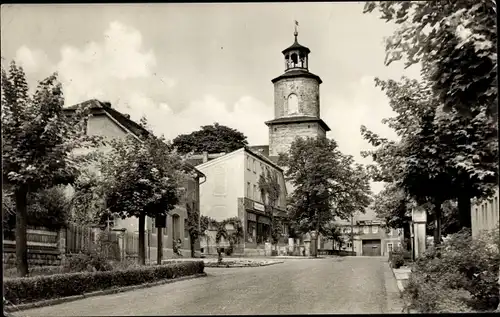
[15,257,404,315]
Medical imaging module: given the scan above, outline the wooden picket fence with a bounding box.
[65,223,97,254]
[124,231,140,256]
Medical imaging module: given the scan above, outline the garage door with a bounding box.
[362,240,381,256]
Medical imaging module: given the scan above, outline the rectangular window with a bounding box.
[353,226,359,233]
[247,156,251,170]
[387,243,393,253]
[372,226,378,234]
[253,158,256,173]
[253,184,258,201]
[151,217,156,234]
[184,219,189,238]
[247,182,251,198]
[363,226,369,234]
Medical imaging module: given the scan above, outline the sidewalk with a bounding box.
[392,266,411,293]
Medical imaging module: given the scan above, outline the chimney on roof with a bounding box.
[102,101,112,108]
[202,151,209,163]
[124,114,130,119]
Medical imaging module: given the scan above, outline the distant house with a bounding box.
[63,99,205,260]
[471,188,499,239]
[194,147,289,256]
[320,208,403,256]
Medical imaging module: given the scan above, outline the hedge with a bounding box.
[4,261,204,305]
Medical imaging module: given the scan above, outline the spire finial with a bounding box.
[294,20,299,42]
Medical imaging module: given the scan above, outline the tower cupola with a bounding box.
[282,23,311,72]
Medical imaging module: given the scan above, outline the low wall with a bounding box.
[3,241,62,267]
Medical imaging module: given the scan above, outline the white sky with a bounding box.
[1,3,421,194]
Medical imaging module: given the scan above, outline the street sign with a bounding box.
[155,214,167,228]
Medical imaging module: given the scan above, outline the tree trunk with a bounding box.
[497,267,500,312]
[15,187,29,277]
[157,227,163,265]
[433,203,443,246]
[190,235,195,258]
[138,213,146,265]
[457,194,472,229]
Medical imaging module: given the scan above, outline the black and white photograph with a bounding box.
[1,2,499,315]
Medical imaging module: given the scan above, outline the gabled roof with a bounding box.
[248,145,269,157]
[195,146,284,173]
[64,99,205,178]
[64,99,150,139]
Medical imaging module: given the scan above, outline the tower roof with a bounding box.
[282,36,311,55]
[271,69,322,84]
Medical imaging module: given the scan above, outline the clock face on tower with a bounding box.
[287,93,299,115]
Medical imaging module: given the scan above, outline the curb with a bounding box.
[204,261,284,268]
[383,262,406,313]
[5,273,207,313]
[390,266,418,314]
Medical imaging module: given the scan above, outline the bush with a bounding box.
[64,252,113,273]
[225,246,233,256]
[4,261,204,305]
[403,228,499,312]
[391,252,405,269]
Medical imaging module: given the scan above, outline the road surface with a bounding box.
[15,256,404,315]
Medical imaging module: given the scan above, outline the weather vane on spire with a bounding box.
[294,20,299,40]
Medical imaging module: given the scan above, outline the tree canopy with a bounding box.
[172,122,248,154]
[361,76,498,238]
[258,169,282,244]
[99,120,192,264]
[278,136,372,235]
[1,61,96,276]
[364,1,497,118]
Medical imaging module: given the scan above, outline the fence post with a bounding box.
[58,227,67,265]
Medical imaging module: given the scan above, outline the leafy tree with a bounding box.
[205,216,244,264]
[258,169,282,246]
[278,136,372,238]
[1,61,96,276]
[99,119,191,265]
[371,183,411,230]
[363,1,497,118]
[323,223,343,251]
[172,122,248,154]
[186,202,200,258]
[361,77,497,242]
[69,167,107,226]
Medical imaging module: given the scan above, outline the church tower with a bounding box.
[266,25,331,159]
